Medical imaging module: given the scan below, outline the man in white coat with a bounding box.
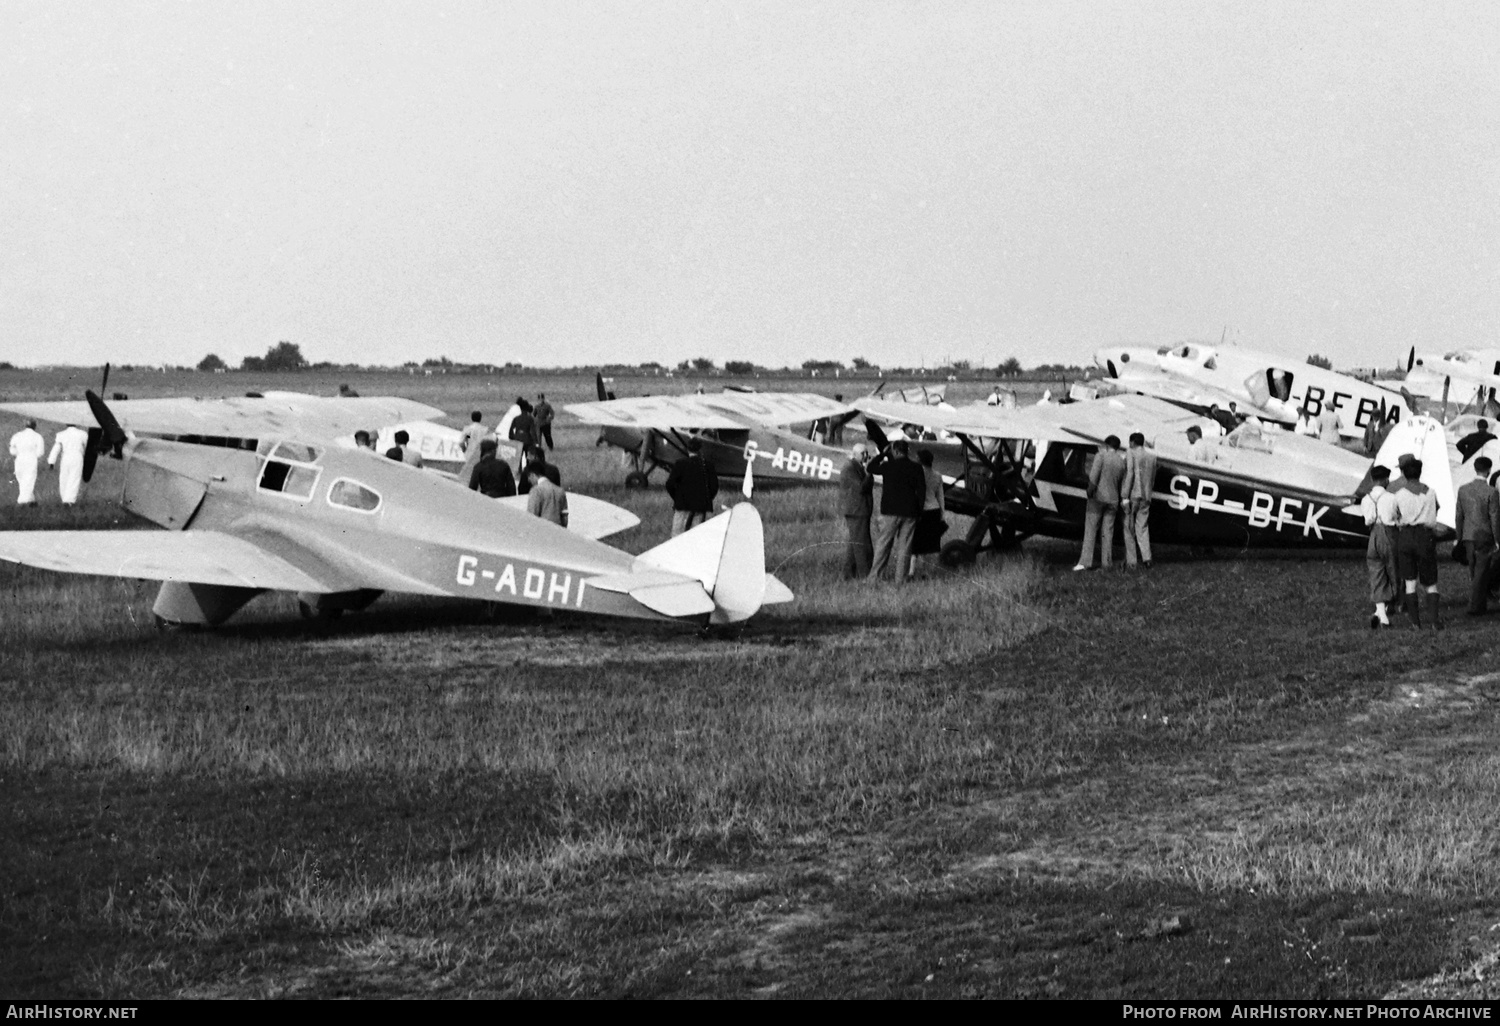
[48,424,90,504]
[8,419,45,504]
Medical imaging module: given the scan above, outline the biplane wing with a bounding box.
[565,391,852,431]
[0,393,447,443]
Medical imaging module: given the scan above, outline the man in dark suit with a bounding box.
[867,439,925,583]
[1075,435,1127,570]
[1455,455,1500,615]
[839,443,875,578]
[1458,419,1496,462]
[665,437,719,536]
[468,439,516,498]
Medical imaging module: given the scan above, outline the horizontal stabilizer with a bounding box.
[584,570,716,617]
[763,573,794,606]
[496,492,640,540]
[636,503,785,623]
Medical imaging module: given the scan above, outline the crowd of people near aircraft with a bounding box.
[6,346,1500,631]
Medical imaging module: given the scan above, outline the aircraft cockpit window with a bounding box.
[258,461,320,500]
[1266,369,1294,402]
[272,441,321,464]
[328,478,381,513]
[1203,356,1217,370]
[1156,345,1173,356]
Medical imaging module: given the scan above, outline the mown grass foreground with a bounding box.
[4,377,1500,997]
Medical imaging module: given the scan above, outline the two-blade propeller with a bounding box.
[81,364,126,483]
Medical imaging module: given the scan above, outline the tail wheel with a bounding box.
[939,540,977,568]
[624,471,650,489]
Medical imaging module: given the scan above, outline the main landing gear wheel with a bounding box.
[624,471,650,489]
[939,540,977,568]
[298,601,344,622]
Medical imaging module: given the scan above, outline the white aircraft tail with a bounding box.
[1372,413,1457,531]
[634,503,792,623]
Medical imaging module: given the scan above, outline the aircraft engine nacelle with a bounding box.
[121,440,213,531]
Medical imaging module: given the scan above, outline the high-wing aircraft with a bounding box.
[568,378,865,488]
[1092,343,1410,440]
[570,375,973,488]
[854,393,1452,566]
[0,393,792,629]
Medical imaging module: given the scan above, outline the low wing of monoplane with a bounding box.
[1093,372,1265,422]
[0,402,789,630]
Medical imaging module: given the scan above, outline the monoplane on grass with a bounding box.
[855,393,1453,566]
[571,374,973,489]
[568,374,867,488]
[1093,342,1410,439]
[0,393,792,629]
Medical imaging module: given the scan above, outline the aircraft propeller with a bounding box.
[81,369,127,483]
[81,364,122,483]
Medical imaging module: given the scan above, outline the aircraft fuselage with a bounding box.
[1094,343,1406,437]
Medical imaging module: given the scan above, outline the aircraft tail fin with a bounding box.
[634,503,782,623]
[1370,413,1456,532]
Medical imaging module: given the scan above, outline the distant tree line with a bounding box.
[178,344,1091,379]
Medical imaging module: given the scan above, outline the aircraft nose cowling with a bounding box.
[1093,349,1126,377]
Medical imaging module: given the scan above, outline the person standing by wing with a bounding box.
[1074,435,1127,572]
[1121,431,1157,569]
[1186,425,1214,463]
[1454,456,1500,616]
[1360,465,1401,628]
[867,439,925,584]
[525,464,569,527]
[8,419,44,505]
[47,423,90,505]
[534,393,556,451]
[839,443,875,579]
[468,439,517,498]
[665,437,718,536]
[1457,419,1496,462]
[1392,458,1441,629]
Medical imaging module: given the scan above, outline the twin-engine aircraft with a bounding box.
[1402,347,1500,417]
[854,393,1451,566]
[1092,342,1410,440]
[0,393,792,629]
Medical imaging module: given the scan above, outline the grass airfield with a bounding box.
[3,370,1500,998]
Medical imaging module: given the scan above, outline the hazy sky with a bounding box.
[4,1,1497,370]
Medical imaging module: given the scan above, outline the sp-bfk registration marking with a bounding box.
[1167,474,1329,538]
[456,556,587,607]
